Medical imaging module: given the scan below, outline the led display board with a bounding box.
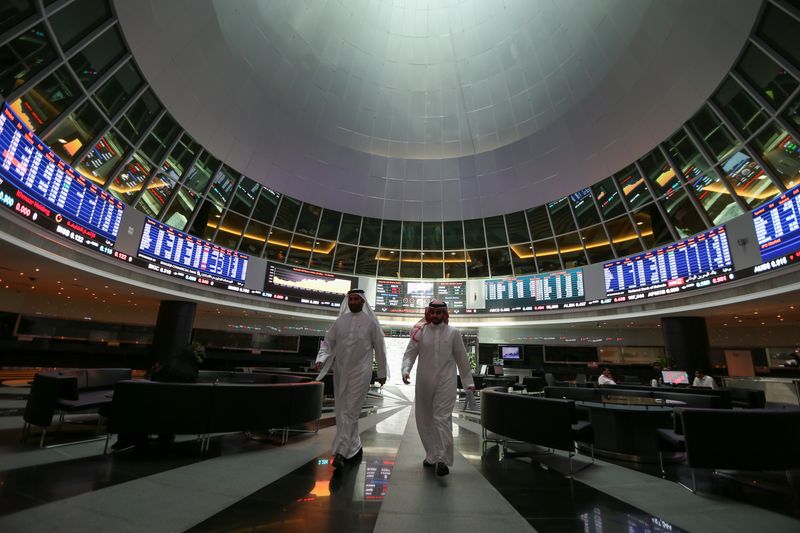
[374,279,466,313]
[137,217,249,286]
[753,183,800,262]
[604,226,733,296]
[261,262,357,308]
[483,269,584,312]
[0,103,124,254]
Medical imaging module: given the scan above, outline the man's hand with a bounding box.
[378,377,386,385]
[466,385,475,391]
[402,372,411,384]
[314,361,323,372]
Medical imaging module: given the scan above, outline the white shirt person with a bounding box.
[315,289,387,471]
[692,370,716,389]
[402,300,474,476]
[597,368,616,386]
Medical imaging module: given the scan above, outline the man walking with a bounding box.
[316,289,387,471]
[402,300,474,476]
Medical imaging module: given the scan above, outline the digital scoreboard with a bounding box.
[483,269,584,312]
[374,279,466,313]
[137,217,249,286]
[0,103,124,254]
[753,183,800,262]
[261,262,357,308]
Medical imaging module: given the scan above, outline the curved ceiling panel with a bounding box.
[115,0,761,220]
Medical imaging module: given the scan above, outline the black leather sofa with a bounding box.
[22,368,132,446]
[106,375,324,452]
[480,387,593,475]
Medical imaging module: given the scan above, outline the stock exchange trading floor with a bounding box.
[0,384,798,532]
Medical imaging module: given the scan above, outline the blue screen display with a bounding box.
[484,268,584,312]
[753,183,800,262]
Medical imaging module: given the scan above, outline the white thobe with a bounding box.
[402,322,473,466]
[317,311,387,459]
[598,375,616,385]
[692,375,716,389]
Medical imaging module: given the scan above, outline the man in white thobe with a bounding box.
[315,289,387,471]
[402,300,474,476]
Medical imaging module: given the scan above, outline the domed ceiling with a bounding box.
[115,0,760,221]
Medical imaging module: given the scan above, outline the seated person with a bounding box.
[597,367,616,386]
[692,369,716,389]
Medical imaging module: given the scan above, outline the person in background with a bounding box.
[402,300,474,477]
[597,367,616,386]
[692,369,717,389]
[315,289,387,472]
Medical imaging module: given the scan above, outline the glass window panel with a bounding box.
[68,25,125,87]
[273,195,300,231]
[294,202,321,235]
[547,197,576,234]
[752,122,800,190]
[93,61,143,118]
[606,216,642,258]
[504,212,529,243]
[466,249,489,278]
[686,168,743,225]
[688,105,738,162]
[136,169,176,219]
[712,76,768,137]
[287,235,312,267]
[510,243,537,275]
[443,220,464,249]
[533,238,560,272]
[380,220,401,248]
[616,165,651,209]
[633,206,672,249]
[400,221,420,249]
[317,209,342,240]
[481,216,504,247]
[10,66,80,132]
[355,247,378,276]
[399,252,421,278]
[756,3,800,71]
[115,89,161,143]
[422,252,443,278]
[252,187,281,223]
[526,205,553,239]
[736,44,798,109]
[338,213,361,244]
[74,128,127,184]
[207,165,237,209]
[214,211,247,250]
[161,186,197,231]
[0,24,57,97]
[265,228,292,262]
[377,249,400,278]
[187,198,223,240]
[140,113,180,163]
[184,151,219,194]
[0,1,36,35]
[333,244,357,274]
[360,217,381,247]
[488,247,512,277]
[162,133,198,179]
[422,221,443,250]
[310,240,335,271]
[49,0,111,50]
[41,100,104,164]
[463,219,486,248]
[240,220,268,256]
[720,149,780,208]
[108,151,152,204]
[228,176,260,215]
[784,92,800,131]
[592,177,624,220]
[639,149,680,198]
[570,188,601,227]
[580,225,615,264]
[660,190,706,239]
[557,233,587,268]
[443,256,466,279]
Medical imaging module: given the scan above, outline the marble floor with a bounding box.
[0,384,798,532]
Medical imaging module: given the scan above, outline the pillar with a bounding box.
[660,316,711,372]
[151,300,196,364]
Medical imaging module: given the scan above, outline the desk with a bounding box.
[600,395,686,407]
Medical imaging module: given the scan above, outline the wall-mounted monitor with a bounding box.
[661,370,689,385]
[483,268,584,313]
[374,279,466,313]
[499,345,522,360]
[261,262,357,308]
[753,182,800,263]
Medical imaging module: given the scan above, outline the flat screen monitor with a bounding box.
[499,345,522,360]
[492,365,504,376]
[479,364,488,375]
[662,370,689,385]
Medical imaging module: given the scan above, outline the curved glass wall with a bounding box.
[2,0,800,280]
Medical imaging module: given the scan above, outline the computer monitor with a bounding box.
[499,345,522,360]
[661,370,689,385]
[479,364,488,375]
[493,365,504,376]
